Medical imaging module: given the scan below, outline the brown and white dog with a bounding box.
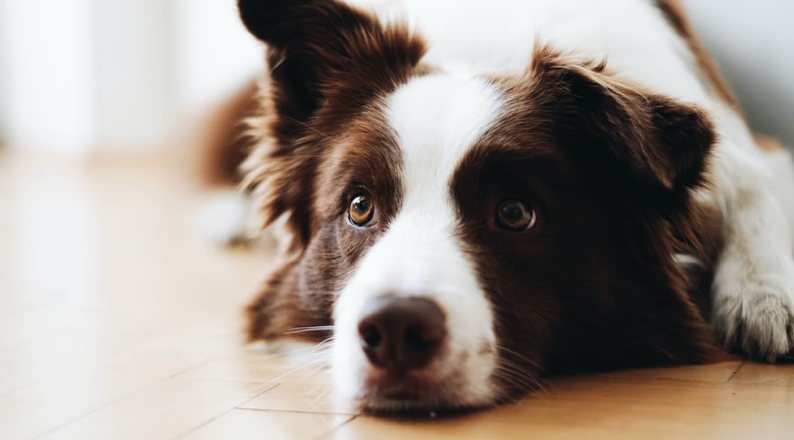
[215,0,794,412]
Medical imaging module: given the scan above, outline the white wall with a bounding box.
[93,0,173,151]
[0,0,98,155]
[681,0,794,146]
[171,0,263,113]
[0,0,8,145]
[0,0,262,156]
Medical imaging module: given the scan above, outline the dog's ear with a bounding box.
[238,0,424,252]
[238,0,425,133]
[531,47,715,195]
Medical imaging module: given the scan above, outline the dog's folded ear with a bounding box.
[531,47,716,195]
[238,1,425,252]
[238,0,425,130]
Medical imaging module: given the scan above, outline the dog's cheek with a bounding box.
[486,295,552,396]
[246,258,313,341]
[245,233,342,343]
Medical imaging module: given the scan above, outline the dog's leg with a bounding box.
[710,138,794,361]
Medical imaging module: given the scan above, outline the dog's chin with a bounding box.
[350,371,498,416]
[356,392,492,417]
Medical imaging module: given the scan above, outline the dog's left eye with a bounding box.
[349,194,375,226]
[496,199,536,231]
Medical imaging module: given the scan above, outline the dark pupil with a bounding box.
[353,197,371,214]
[501,202,525,222]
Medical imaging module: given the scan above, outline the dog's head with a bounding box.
[239,0,723,412]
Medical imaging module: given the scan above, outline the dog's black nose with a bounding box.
[357,296,446,374]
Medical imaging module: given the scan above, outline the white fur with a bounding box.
[331,74,506,407]
[765,149,794,230]
[198,189,253,246]
[348,0,707,102]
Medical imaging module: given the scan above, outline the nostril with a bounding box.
[404,324,443,351]
[358,321,382,348]
[404,327,425,350]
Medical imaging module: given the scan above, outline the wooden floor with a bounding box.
[1,150,793,440]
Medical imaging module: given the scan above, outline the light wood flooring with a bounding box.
[1,151,792,440]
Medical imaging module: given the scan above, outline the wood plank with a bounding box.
[729,361,794,387]
[39,379,274,440]
[238,380,352,415]
[331,377,794,440]
[0,348,209,440]
[181,409,354,440]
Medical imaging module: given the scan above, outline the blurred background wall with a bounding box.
[681,0,794,148]
[0,0,791,156]
[0,0,262,156]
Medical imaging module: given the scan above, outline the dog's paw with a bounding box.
[198,190,254,247]
[712,280,794,362]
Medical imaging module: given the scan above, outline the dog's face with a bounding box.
[239,0,723,412]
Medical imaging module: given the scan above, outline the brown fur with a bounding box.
[239,0,425,340]
[451,47,725,393]
[196,80,260,185]
[754,134,786,153]
[245,256,328,342]
[245,109,407,342]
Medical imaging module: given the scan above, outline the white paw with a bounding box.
[198,190,254,247]
[712,268,794,362]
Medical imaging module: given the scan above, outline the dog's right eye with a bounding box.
[349,194,375,226]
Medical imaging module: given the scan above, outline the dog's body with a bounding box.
[227,0,794,412]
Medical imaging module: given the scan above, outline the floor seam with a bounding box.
[28,357,213,440]
[312,415,359,440]
[169,382,281,440]
[233,406,359,417]
[727,359,747,382]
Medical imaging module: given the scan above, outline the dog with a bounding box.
[217,0,794,413]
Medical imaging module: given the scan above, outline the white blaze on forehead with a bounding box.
[331,73,507,407]
[387,73,506,205]
[365,72,505,307]
[369,72,506,299]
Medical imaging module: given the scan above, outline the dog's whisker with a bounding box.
[262,341,334,385]
[284,325,335,335]
[496,345,543,370]
[493,357,546,393]
[492,365,546,395]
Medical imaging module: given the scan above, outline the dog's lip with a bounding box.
[359,371,452,410]
[380,389,423,401]
[358,389,442,414]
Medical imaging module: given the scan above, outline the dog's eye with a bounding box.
[349,194,375,226]
[496,199,536,231]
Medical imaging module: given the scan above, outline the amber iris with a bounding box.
[496,199,535,231]
[349,195,375,226]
